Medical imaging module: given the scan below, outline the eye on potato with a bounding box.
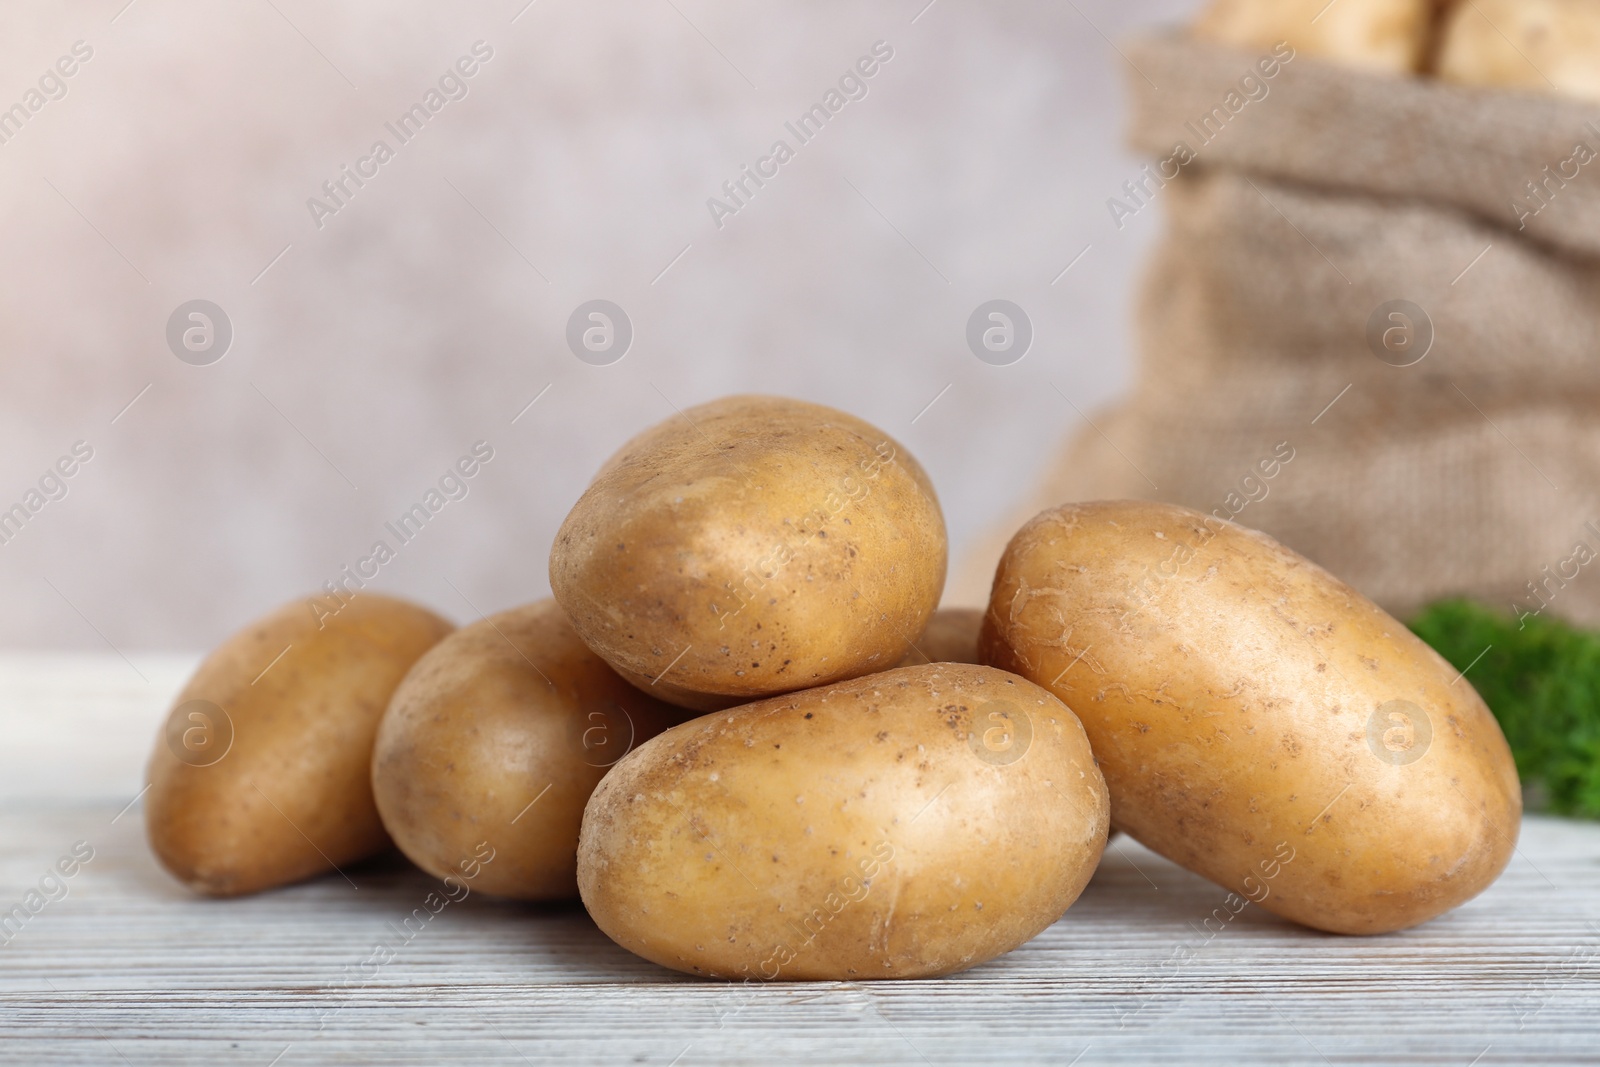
[981,500,1521,935]
[897,607,984,667]
[145,594,453,897]
[372,599,687,900]
[550,395,947,711]
[577,663,1109,980]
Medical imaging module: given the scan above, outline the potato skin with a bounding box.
[372,599,687,900]
[550,395,947,711]
[1437,0,1600,103]
[577,663,1109,980]
[1194,0,1431,74]
[146,594,453,897]
[897,607,984,667]
[981,500,1522,935]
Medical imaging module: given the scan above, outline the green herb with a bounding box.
[1410,599,1600,819]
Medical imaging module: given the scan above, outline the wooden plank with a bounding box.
[1,656,1597,1065]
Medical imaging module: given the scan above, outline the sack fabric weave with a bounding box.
[954,32,1600,626]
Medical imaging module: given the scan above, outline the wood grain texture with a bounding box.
[1,655,1598,1065]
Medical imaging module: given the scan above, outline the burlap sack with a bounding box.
[954,32,1600,626]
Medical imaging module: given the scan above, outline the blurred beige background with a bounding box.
[0,0,1200,651]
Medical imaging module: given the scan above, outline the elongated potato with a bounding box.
[372,599,686,900]
[578,663,1109,980]
[146,594,453,896]
[1195,0,1431,74]
[551,395,947,711]
[981,500,1521,935]
[1437,0,1600,103]
[897,607,984,667]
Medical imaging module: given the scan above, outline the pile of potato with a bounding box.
[146,396,1521,981]
[1196,0,1600,102]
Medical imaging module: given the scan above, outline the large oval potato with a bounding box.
[981,500,1521,935]
[146,593,453,896]
[551,395,947,711]
[578,663,1109,980]
[372,599,687,900]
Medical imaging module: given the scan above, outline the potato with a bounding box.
[1194,0,1431,74]
[372,599,686,900]
[550,395,947,711]
[577,663,1109,980]
[146,594,453,896]
[897,606,984,666]
[981,500,1521,935]
[1437,0,1600,103]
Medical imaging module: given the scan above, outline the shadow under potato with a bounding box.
[321,833,1328,985]
[254,847,664,984]
[1080,838,1329,938]
[120,812,1326,984]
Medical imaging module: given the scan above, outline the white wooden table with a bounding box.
[2,654,1597,1066]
